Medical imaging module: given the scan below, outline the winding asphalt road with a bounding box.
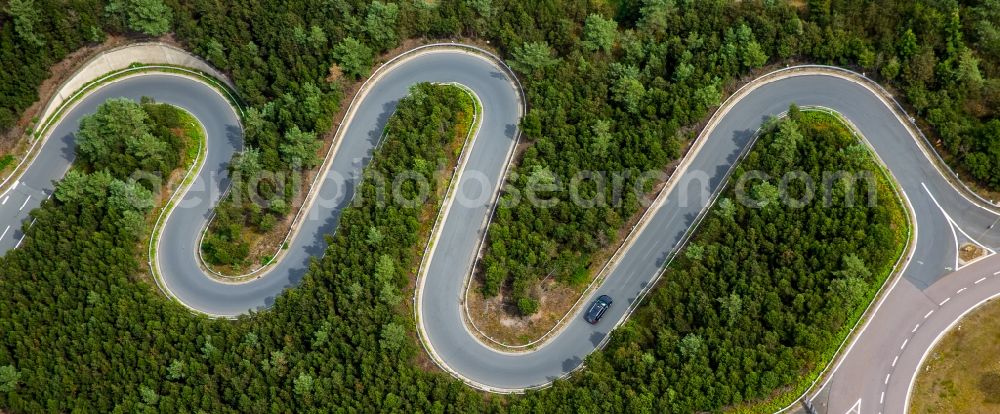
[1,45,999,410]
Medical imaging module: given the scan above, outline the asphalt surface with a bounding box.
[2,49,1000,406]
[810,254,1000,414]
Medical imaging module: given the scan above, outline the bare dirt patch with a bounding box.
[959,243,988,265]
[466,277,581,347]
[787,0,808,10]
[911,297,1000,413]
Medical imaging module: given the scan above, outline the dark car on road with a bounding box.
[584,295,613,324]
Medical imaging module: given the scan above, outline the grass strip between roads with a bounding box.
[910,296,1000,413]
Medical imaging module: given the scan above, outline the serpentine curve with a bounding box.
[1,44,999,410]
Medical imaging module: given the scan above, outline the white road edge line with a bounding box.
[922,182,999,266]
[922,182,961,270]
[0,181,16,200]
[808,112,920,407]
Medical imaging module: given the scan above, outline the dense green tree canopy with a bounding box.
[0,366,19,393]
[279,126,322,168]
[5,0,44,47]
[334,37,374,79]
[75,98,184,180]
[106,0,172,36]
[583,13,617,53]
[508,41,560,75]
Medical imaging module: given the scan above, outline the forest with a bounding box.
[75,97,190,180]
[507,108,908,412]
[0,83,486,412]
[0,0,995,412]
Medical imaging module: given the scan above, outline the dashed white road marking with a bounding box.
[892,356,898,367]
[18,195,30,211]
[0,225,9,241]
[885,373,891,384]
[1,196,7,205]
[924,310,935,319]
[880,391,885,404]
[939,297,951,306]
[956,287,966,294]
[912,324,920,333]
[994,270,1000,275]
[900,338,909,350]
[976,277,987,284]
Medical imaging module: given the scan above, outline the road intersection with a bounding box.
[0,45,998,411]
